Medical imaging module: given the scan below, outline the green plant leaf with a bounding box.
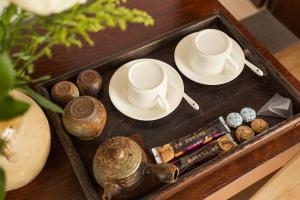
[0,166,5,200]
[0,23,6,51]
[30,75,51,83]
[12,52,31,61]
[3,5,17,25]
[0,95,30,120]
[20,86,63,114]
[15,75,51,86]
[0,53,15,100]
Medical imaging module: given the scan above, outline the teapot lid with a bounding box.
[93,136,142,179]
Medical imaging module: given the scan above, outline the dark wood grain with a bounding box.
[268,0,300,38]
[7,1,300,200]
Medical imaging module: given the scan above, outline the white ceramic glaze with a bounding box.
[182,93,199,110]
[0,90,51,191]
[245,59,264,76]
[189,29,233,75]
[109,59,184,121]
[126,60,169,111]
[174,32,245,85]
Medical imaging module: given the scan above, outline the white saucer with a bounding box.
[109,59,184,121]
[174,33,245,85]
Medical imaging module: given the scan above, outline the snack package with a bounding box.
[173,133,237,172]
[152,117,231,163]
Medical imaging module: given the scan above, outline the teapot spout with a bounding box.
[102,182,121,200]
[146,163,179,183]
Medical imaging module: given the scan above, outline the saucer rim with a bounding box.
[174,32,245,85]
[109,58,184,121]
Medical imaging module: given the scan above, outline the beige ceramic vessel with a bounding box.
[0,90,51,191]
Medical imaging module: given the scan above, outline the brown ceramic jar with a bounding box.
[51,81,79,105]
[62,96,107,140]
[76,69,103,97]
[93,136,179,200]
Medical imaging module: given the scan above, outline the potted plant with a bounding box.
[0,0,153,198]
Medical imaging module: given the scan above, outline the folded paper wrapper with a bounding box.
[257,93,293,119]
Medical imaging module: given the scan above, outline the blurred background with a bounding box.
[219,0,300,81]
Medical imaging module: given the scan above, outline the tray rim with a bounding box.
[35,11,300,200]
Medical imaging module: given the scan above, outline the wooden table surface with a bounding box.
[7,0,300,199]
[250,150,300,200]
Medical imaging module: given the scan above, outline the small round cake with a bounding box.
[235,126,255,142]
[240,107,256,123]
[251,118,269,133]
[226,112,243,128]
[51,81,79,105]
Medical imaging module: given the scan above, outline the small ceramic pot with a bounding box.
[63,96,107,140]
[77,69,103,97]
[93,136,179,200]
[51,81,79,105]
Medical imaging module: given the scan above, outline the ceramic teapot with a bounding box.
[93,136,179,200]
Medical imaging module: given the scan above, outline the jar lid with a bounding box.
[93,136,142,180]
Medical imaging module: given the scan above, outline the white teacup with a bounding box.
[189,29,236,75]
[126,60,170,111]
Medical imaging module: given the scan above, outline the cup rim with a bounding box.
[127,60,167,93]
[192,29,232,57]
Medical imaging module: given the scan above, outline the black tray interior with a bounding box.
[38,13,300,200]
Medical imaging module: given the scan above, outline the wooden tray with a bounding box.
[36,12,300,200]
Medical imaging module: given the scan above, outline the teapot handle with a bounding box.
[102,182,121,200]
[145,163,179,184]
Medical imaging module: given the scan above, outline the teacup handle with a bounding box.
[157,95,170,112]
[227,55,240,71]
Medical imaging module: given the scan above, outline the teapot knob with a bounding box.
[110,149,125,160]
